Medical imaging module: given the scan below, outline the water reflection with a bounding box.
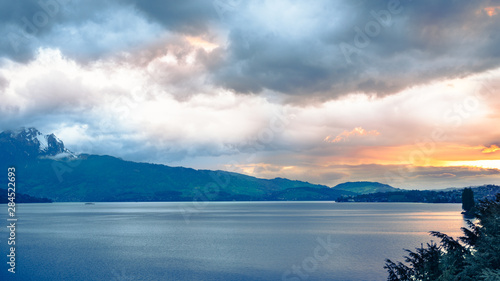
[0,202,465,281]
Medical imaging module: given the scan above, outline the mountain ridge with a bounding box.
[0,128,397,202]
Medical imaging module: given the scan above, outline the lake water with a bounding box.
[1,202,465,281]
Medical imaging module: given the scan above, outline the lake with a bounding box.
[0,202,465,281]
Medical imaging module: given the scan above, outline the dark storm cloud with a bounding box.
[1,0,500,99]
[207,0,500,100]
[1,0,100,61]
[126,0,217,34]
[0,0,167,62]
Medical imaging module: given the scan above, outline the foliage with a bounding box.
[462,187,475,212]
[385,194,500,281]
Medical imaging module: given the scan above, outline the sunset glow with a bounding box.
[484,6,500,16]
[444,160,500,170]
[185,36,219,52]
[482,145,500,153]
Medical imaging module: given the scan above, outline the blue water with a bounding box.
[0,202,464,281]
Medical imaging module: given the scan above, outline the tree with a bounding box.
[462,188,475,213]
[385,193,500,281]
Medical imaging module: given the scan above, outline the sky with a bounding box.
[1,0,500,189]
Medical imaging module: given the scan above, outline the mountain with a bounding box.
[0,127,75,162]
[334,181,401,194]
[7,154,360,202]
[0,127,385,202]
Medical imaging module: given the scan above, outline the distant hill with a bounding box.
[333,181,400,194]
[338,185,500,203]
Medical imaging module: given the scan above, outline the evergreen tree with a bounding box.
[462,188,475,212]
[385,193,500,281]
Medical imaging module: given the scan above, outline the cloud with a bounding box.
[206,0,500,101]
[227,162,500,189]
[0,0,164,62]
[482,144,500,153]
[127,0,217,33]
[484,6,500,16]
[1,47,499,168]
[1,0,499,102]
[414,173,456,179]
[324,127,380,143]
[0,47,283,163]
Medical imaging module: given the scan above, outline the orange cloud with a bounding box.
[324,127,380,143]
[482,144,500,153]
[185,36,218,52]
[484,6,500,16]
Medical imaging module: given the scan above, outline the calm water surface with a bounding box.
[0,202,465,281]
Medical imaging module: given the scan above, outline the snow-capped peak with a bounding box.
[12,128,48,151]
[35,132,49,152]
[2,127,75,158]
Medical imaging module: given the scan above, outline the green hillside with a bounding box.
[334,181,400,194]
[3,154,354,202]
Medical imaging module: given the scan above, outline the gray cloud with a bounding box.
[2,0,500,101]
[127,0,217,34]
[207,0,500,101]
[0,0,163,62]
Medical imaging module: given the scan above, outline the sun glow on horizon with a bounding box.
[443,160,500,170]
